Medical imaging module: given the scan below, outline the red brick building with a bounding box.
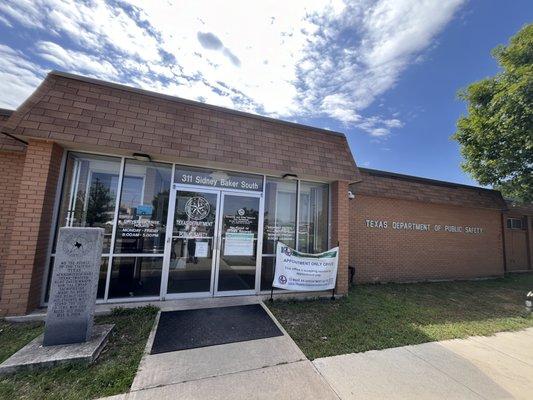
[0,72,530,316]
[350,168,507,283]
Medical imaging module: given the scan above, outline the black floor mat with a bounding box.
[150,304,283,354]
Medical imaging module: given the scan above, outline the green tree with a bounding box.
[86,178,113,225]
[454,23,533,202]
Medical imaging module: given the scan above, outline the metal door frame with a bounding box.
[213,190,263,297]
[161,185,222,300]
[161,184,264,299]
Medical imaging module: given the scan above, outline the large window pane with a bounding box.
[108,257,162,298]
[54,152,122,253]
[263,178,297,254]
[114,160,172,254]
[260,256,275,291]
[298,182,329,253]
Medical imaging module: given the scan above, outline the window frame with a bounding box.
[42,150,332,304]
[507,217,524,230]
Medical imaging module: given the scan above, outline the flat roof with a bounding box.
[358,167,499,193]
[49,71,346,138]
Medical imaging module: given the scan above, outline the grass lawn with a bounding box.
[0,306,157,400]
[268,274,533,360]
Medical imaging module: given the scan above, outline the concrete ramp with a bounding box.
[105,302,339,400]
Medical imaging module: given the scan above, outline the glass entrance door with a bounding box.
[162,186,262,298]
[163,188,219,298]
[215,193,261,295]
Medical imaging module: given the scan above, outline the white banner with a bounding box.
[272,242,339,291]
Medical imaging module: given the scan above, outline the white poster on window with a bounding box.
[195,241,208,258]
[224,232,254,256]
[273,242,339,291]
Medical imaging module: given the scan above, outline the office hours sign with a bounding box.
[273,242,339,291]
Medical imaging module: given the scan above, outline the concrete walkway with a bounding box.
[100,304,532,400]
[101,303,339,400]
[314,328,533,400]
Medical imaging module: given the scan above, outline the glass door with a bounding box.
[162,187,220,298]
[215,193,261,295]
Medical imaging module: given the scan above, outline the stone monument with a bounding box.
[0,227,114,375]
[43,227,104,346]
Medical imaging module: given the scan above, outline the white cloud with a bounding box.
[295,0,465,134]
[0,45,44,109]
[0,14,13,28]
[0,1,43,29]
[0,0,465,137]
[36,41,119,79]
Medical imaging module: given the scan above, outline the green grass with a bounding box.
[267,274,533,360]
[0,306,158,400]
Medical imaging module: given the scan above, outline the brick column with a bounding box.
[0,150,26,300]
[0,140,63,316]
[331,180,350,295]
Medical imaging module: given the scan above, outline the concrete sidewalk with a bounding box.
[101,303,339,400]
[100,304,532,400]
[314,328,533,400]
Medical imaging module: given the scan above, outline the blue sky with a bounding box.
[0,0,531,186]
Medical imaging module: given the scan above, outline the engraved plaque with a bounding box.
[43,227,104,346]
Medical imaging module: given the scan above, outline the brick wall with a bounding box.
[350,195,504,283]
[331,181,349,294]
[357,168,505,209]
[0,150,26,294]
[0,113,27,298]
[0,140,63,316]
[0,151,25,299]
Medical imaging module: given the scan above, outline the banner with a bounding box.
[272,242,339,291]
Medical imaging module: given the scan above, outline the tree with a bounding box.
[454,23,533,202]
[86,178,113,225]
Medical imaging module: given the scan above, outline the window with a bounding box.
[298,181,329,253]
[49,153,172,302]
[507,218,524,230]
[107,159,171,298]
[47,153,122,303]
[114,160,172,254]
[260,179,330,291]
[108,257,163,298]
[48,153,332,300]
[54,153,122,252]
[261,178,297,290]
[263,178,297,253]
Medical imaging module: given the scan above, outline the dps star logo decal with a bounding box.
[61,233,93,257]
[281,246,292,256]
[185,196,211,220]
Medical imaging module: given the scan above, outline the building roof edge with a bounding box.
[49,71,347,139]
